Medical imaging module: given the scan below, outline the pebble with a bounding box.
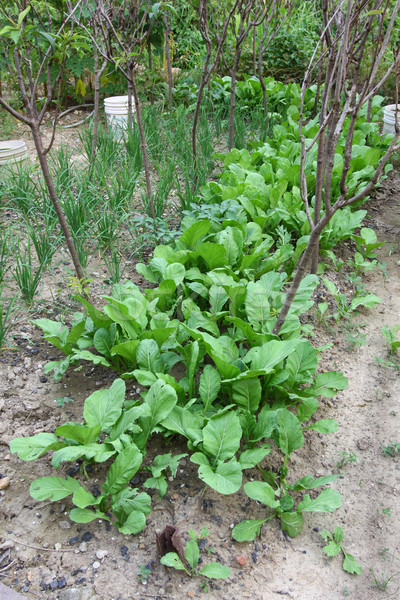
[165,582,174,594]
[188,592,195,598]
[0,540,14,549]
[79,542,87,552]
[55,543,62,550]
[95,550,108,560]
[139,543,146,550]
[235,554,247,566]
[92,561,100,570]
[59,520,71,529]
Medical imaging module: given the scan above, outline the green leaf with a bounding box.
[297,398,319,422]
[297,489,342,513]
[231,378,261,414]
[72,486,99,509]
[137,339,162,373]
[245,282,270,330]
[308,419,338,434]
[143,476,168,498]
[70,508,109,523]
[93,328,114,357]
[275,409,304,456]
[306,372,348,397]
[323,540,341,557]
[202,411,242,462]
[239,447,271,469]
[290,474,337,491]
[198,458,242,494]
[177,220,210,250]
[247,339,299,373]
[279,512,304,538]
[342,552,362,574]
[209,285,229,313]
[185,538,200,570]
[196,242,228,270]
[10,433,61,461]
[55,423,101,445]
[199,365,221,412]
[232,519,267,542]
[103,444,143,495]
[160,406,203,444]
[138,380,177,446]
[117,510,146,535]
[199,562,230,579]
[286,341,317,382]
[243,481,278,508]
[30,476,81,501]
[51,443,115,468]
[83,378,125,430]
[160,552,188,572]
[350,294,381,311]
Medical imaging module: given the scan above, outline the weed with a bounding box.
[12,240,44,304]
[336,450,358,470]
[55,396,74,407]
[381,442,400,457]
[160,527,230,580]
[137,564,151,584]
[320,527,362,574]
[370,548,400,591]
[377,504,391,517]
[381,324,400,355]
[66,276,93,297]
[0,295,17,353]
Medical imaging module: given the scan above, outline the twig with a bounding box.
[0,559,17,573]
[8,539,76,553]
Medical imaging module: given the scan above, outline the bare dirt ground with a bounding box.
[0,127,400,600]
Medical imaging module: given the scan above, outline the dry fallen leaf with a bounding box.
[156,525,185,562]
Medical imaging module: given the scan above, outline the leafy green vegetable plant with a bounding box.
[144,453,187,498]
[9,379,163,534]
[320,527,362,574]
[381,324,400,355]
[160,528,230,580]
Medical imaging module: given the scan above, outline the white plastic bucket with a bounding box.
[0,140,29,167]
[104,95,134,138]
[382,104,400,135]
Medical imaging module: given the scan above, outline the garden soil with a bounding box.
[1,129,400,600]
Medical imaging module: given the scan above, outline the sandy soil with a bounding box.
[0,127,400,600]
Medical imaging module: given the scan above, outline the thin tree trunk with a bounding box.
[252,24,257,76]
[272,216,329,334]
[163,15,173,111]
[91,41,107,166]
[130,68,154,218]
[148,38,154,106]
[30,123,86,282]
[228,52,241,150]
[127,78,134,130]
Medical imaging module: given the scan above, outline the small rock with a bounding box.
[55,543,62,550]
[95,550,108,560]
[357,437,370,451]
[165,582,174,594]
[69,536,79,545]
[188,592,195,598]
[235,554,247,566]
[139,543,146,550]
[79,542,87,552]
[58,577,67,588]
[0,540,14,550]
[92,561,100,570]
[58,589,81,600]
[59,520,71,529]
[81,532,93,542]
[4,388,18,398]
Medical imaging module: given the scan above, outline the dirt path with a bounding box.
[0,172,400,600]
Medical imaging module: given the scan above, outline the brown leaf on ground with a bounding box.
[156,525,185,562]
